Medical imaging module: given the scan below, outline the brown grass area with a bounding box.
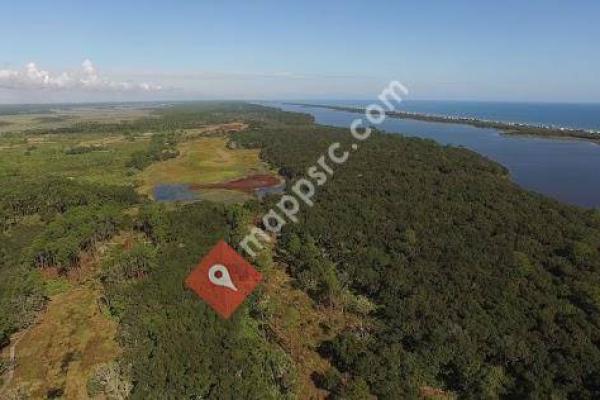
[260,265,367,399]
[0,237,134,399]
[4,286,119,399]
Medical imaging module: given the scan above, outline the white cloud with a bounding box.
[0,59,162,92]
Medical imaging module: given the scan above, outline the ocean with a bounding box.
[309,100,600,131]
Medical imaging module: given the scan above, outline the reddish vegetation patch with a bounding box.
[39,267,60,280]
[191,174,282,192]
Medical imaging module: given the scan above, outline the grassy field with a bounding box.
[0,230,146,399]
[138,136,273,201]
[0,106,154,134]
[0,105,159,186]
[0,120,272,203]
[0,133,149,186]
[2,285,120,399]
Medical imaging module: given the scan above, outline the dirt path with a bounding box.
[0,329,31,396]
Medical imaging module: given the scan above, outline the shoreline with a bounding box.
[287,103,600,144]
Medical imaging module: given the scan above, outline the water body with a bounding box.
[153,184,199,202]
[255,184,286,200]
[310,100,600,131]
[273,103,600,208]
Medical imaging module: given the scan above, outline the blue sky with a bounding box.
[1,0,599,103]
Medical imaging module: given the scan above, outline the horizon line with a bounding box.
[2,98,600,107]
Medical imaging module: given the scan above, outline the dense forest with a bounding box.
[99,202,298,399]
[1,102,600,399]
[231,111,600,399]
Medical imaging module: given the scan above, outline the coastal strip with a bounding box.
[287,103,600,143]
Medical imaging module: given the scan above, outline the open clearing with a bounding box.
[1,285,119,399]
[0,233,142,399]
[0,106,155,134]
[138,136,275,200]
[0,132,148,186]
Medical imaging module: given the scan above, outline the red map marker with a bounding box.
[185,240,262,319]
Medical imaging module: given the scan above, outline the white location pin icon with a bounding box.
[208,264,238,291]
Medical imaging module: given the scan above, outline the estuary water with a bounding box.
[272,102,600,208]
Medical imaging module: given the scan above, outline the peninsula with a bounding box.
[288,103,600,142]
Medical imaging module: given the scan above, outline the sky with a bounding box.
[1,0,599,104]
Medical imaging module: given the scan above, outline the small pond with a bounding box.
[153,184,199,202]
[255,184,286,200]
